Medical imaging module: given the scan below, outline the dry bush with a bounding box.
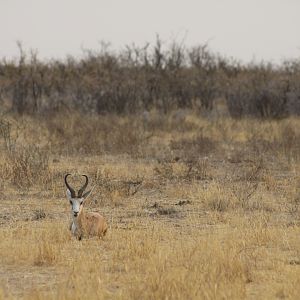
[1,40,300,117]
[0,118,50,188]
[170,133,217,159]
[231,181,259,209]
[227,159,264,210]
[226,68,292,119]
[5,145,50,188]
[154,162,175,181]
[183,158,211,180]
[0,119,16,152]
[45,113,150,156]
[201,167,264,212]
[101,120,149,156]
[0,39,219,115]
[94,172,143,207]
[247,121,300,163]
[228,158,264,184]
[32,209,47,221]
[247,134,275,158]
[201,182,234,212]
[277,123,300,162]
[154,158,211,182]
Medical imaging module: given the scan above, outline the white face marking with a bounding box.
[70,198,84,216]
[66,189,84,217]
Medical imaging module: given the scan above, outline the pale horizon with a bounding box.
[1,0,300,64]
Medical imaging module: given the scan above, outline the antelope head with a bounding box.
[65,174,92,218]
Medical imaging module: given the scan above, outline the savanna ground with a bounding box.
[0,110,299,299]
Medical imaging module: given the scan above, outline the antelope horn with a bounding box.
[64,174,76,198]
[78,175,89,197]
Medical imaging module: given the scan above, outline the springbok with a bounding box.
[65,174,108,240]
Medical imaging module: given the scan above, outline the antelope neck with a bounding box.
[73,208,85,226]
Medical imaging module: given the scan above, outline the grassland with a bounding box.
[0,111,299,299]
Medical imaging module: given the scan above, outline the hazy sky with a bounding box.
[1,0,299,63]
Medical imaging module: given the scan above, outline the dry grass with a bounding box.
[0,112,300,299]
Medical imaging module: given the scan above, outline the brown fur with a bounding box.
[72,208,108,240]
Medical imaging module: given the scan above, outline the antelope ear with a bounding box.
[82,190,92,199]
[66,189,73,200]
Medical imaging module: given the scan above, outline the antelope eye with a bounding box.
[80,201,83,205]
[69,200,72,205]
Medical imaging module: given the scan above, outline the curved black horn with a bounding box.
[64,174,76,198]
[78,175,89,197]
